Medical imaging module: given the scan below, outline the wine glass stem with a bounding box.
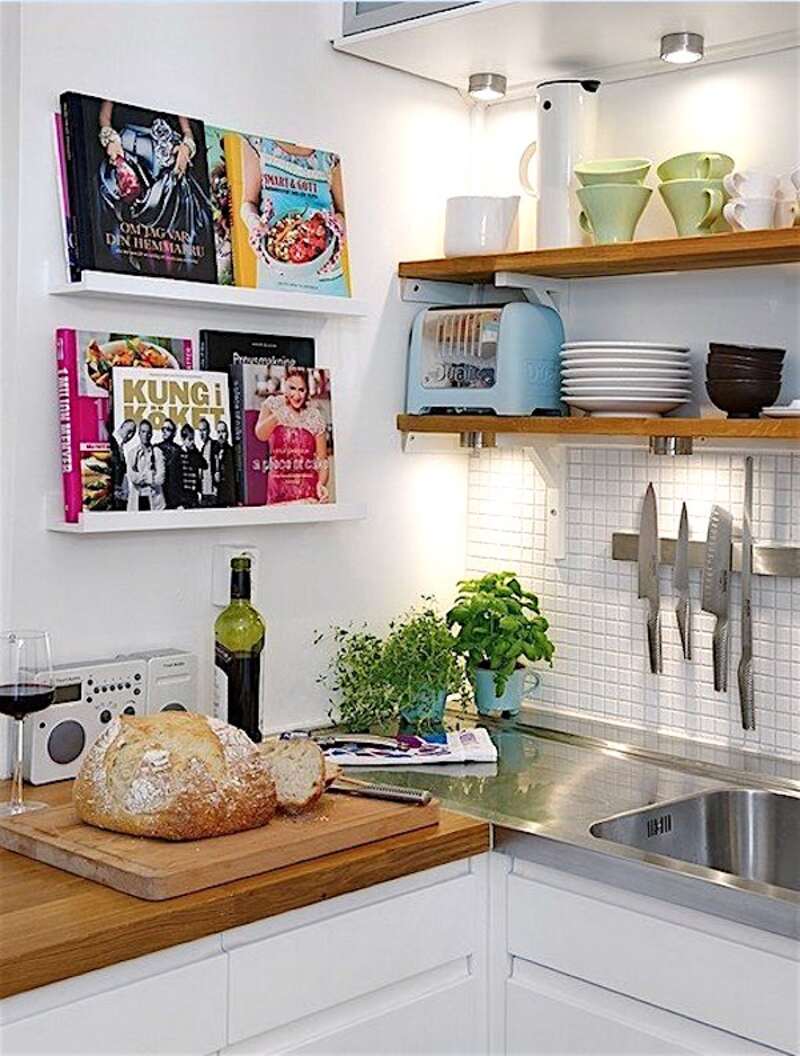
[10,718,24,810]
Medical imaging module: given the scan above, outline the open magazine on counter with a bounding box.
[317,728,498,767]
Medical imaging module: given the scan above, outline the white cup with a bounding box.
[722,170,781,199]
[774,197,799,229]
[791,167,800,194]
[723,196,780,231]
[444,196,519,257]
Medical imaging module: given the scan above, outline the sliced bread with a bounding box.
[260,738,325,815]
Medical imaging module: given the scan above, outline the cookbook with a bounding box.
[232,364,335,506]
[56,330,193,521]
[198,329,315,373]
[60,92,217,282]
[220,128,352,296]
[111,367,234,511]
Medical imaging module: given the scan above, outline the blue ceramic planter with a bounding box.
[473,666,524,716]
[400,688,447,726]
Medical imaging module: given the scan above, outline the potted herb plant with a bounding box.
[383,603,465,728]
[447,571,554,717]
[316,624,396,733]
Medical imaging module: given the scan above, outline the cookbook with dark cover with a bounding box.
[198,330,315,373]
[59,92,217,282]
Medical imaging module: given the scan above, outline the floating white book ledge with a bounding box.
[48,502,367,535]
[50,270,369,318]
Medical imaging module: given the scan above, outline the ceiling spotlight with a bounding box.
[660,32,704,65]
[468,72,507,102]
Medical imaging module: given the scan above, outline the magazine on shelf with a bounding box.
[232,363,335,506]
[56,330,193,522]
[59,92,217,283]
[111,368,233,511]
[218,128,352,296]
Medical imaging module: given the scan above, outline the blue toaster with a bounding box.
[405,303,564,415]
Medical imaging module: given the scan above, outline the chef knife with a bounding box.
[701,505,733,693]
[674,502,692,661]
[737,457,755,730]
[638,483,662,675]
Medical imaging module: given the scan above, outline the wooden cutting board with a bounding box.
[0,793,439,900]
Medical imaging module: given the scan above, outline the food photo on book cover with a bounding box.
[111,368,234,512]
[236,365,335,506]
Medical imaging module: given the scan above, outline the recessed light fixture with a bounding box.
[468,72,507,102]
[660,32,704,65]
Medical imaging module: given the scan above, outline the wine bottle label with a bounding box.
[214,636,265,743]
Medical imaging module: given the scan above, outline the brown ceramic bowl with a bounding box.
[708,351,784,369]
[706,378,781,418]
[709,343,785,364]
[706,362,783,381]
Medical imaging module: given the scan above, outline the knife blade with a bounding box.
[737,458,755,730]
[701,505,733,693]
[638,483,662,674]
[674,502,692,661]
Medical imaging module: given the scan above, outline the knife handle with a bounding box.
[737,654,755,731]
[712,618,729,692]
[646,610,663,675]
[675,597,692,661]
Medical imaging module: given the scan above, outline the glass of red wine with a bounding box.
[0,630,55,816]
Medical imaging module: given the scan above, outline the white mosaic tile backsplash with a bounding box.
[466,447,800,761]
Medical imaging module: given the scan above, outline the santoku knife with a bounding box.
[674,502,692,661]
[737,457,755,730]
[701,505,733,693]
[638,483,662,675]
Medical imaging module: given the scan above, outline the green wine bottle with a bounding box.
[214,556,265,742]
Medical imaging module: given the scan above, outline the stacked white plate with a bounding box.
[561,342,692,417]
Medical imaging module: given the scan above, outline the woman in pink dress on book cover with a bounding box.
[254,368,330,504]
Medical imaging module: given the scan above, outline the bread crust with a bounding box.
[74,713,277,840]
[260,738,325,815]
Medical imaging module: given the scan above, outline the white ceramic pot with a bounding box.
[444,196,519,257]
[519,79,600,249]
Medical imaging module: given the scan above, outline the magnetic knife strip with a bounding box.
[612,534,800,578]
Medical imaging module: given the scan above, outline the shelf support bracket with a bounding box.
[494,272,570,316]
[525,439,567,562]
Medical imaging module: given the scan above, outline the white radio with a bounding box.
[23,649,199,784]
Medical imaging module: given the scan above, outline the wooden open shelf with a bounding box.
[398,229,800,283]
[397,414,800,440]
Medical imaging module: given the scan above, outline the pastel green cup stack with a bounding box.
[657,152,735,237]
[574,158,652,245]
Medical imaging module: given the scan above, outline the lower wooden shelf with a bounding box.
[48,502,367,534]
[397,414,800,440]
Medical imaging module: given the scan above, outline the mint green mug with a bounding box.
[577,183,652,244]
[575,157,651,186]
[659,178,726,237]
[657,152,734,182]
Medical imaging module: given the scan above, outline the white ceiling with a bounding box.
[333,1,800,95]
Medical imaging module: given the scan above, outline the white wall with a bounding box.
[0,1,470,771]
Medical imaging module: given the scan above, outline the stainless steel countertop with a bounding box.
[358,710,800,941]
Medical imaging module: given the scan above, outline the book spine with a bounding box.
[230,363,246,505]
[53,114,80,283]
[225,133,257,289]
[59,94,92,275]
[56,329,82,523]
[183,338,194,370]
[197,331,207,371]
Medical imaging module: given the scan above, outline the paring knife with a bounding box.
[638,483,662,675]
[328,778,432,806]
[674,502,692,661]
[701,505,733,693]
[737,458,755,730]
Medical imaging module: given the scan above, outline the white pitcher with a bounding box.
[519,79,600,249]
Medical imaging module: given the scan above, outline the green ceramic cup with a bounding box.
[576,183,652,244]
[575,157,651,186]
[659,178,726,237]
[657,151,734,182]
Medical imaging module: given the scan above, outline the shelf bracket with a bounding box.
[525,439,567,562]
[494,272,570,316]
[400,277,503,307]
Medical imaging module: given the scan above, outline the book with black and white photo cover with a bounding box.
[231,363,335,507]
[111,368,234,511]
[56,330,193,522]
[60,92,217,282]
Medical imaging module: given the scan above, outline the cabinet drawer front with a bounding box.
[508,873,799,1054]
[0,954,227,1055]
[228,872,477,1044]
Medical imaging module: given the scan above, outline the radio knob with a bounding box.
[99,709,112,723]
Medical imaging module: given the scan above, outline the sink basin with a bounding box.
[590,788,799,892]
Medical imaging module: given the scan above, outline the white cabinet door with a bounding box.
[507,960,779,1056]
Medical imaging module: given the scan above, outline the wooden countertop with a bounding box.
[0,780,489,999]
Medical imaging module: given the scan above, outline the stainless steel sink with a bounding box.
[591,788,800,892]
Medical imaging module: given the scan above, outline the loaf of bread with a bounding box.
[74,713,277,840]
[260,737,325,814]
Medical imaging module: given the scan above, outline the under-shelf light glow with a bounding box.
[660,32,704,65]
[468,72,507,102]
